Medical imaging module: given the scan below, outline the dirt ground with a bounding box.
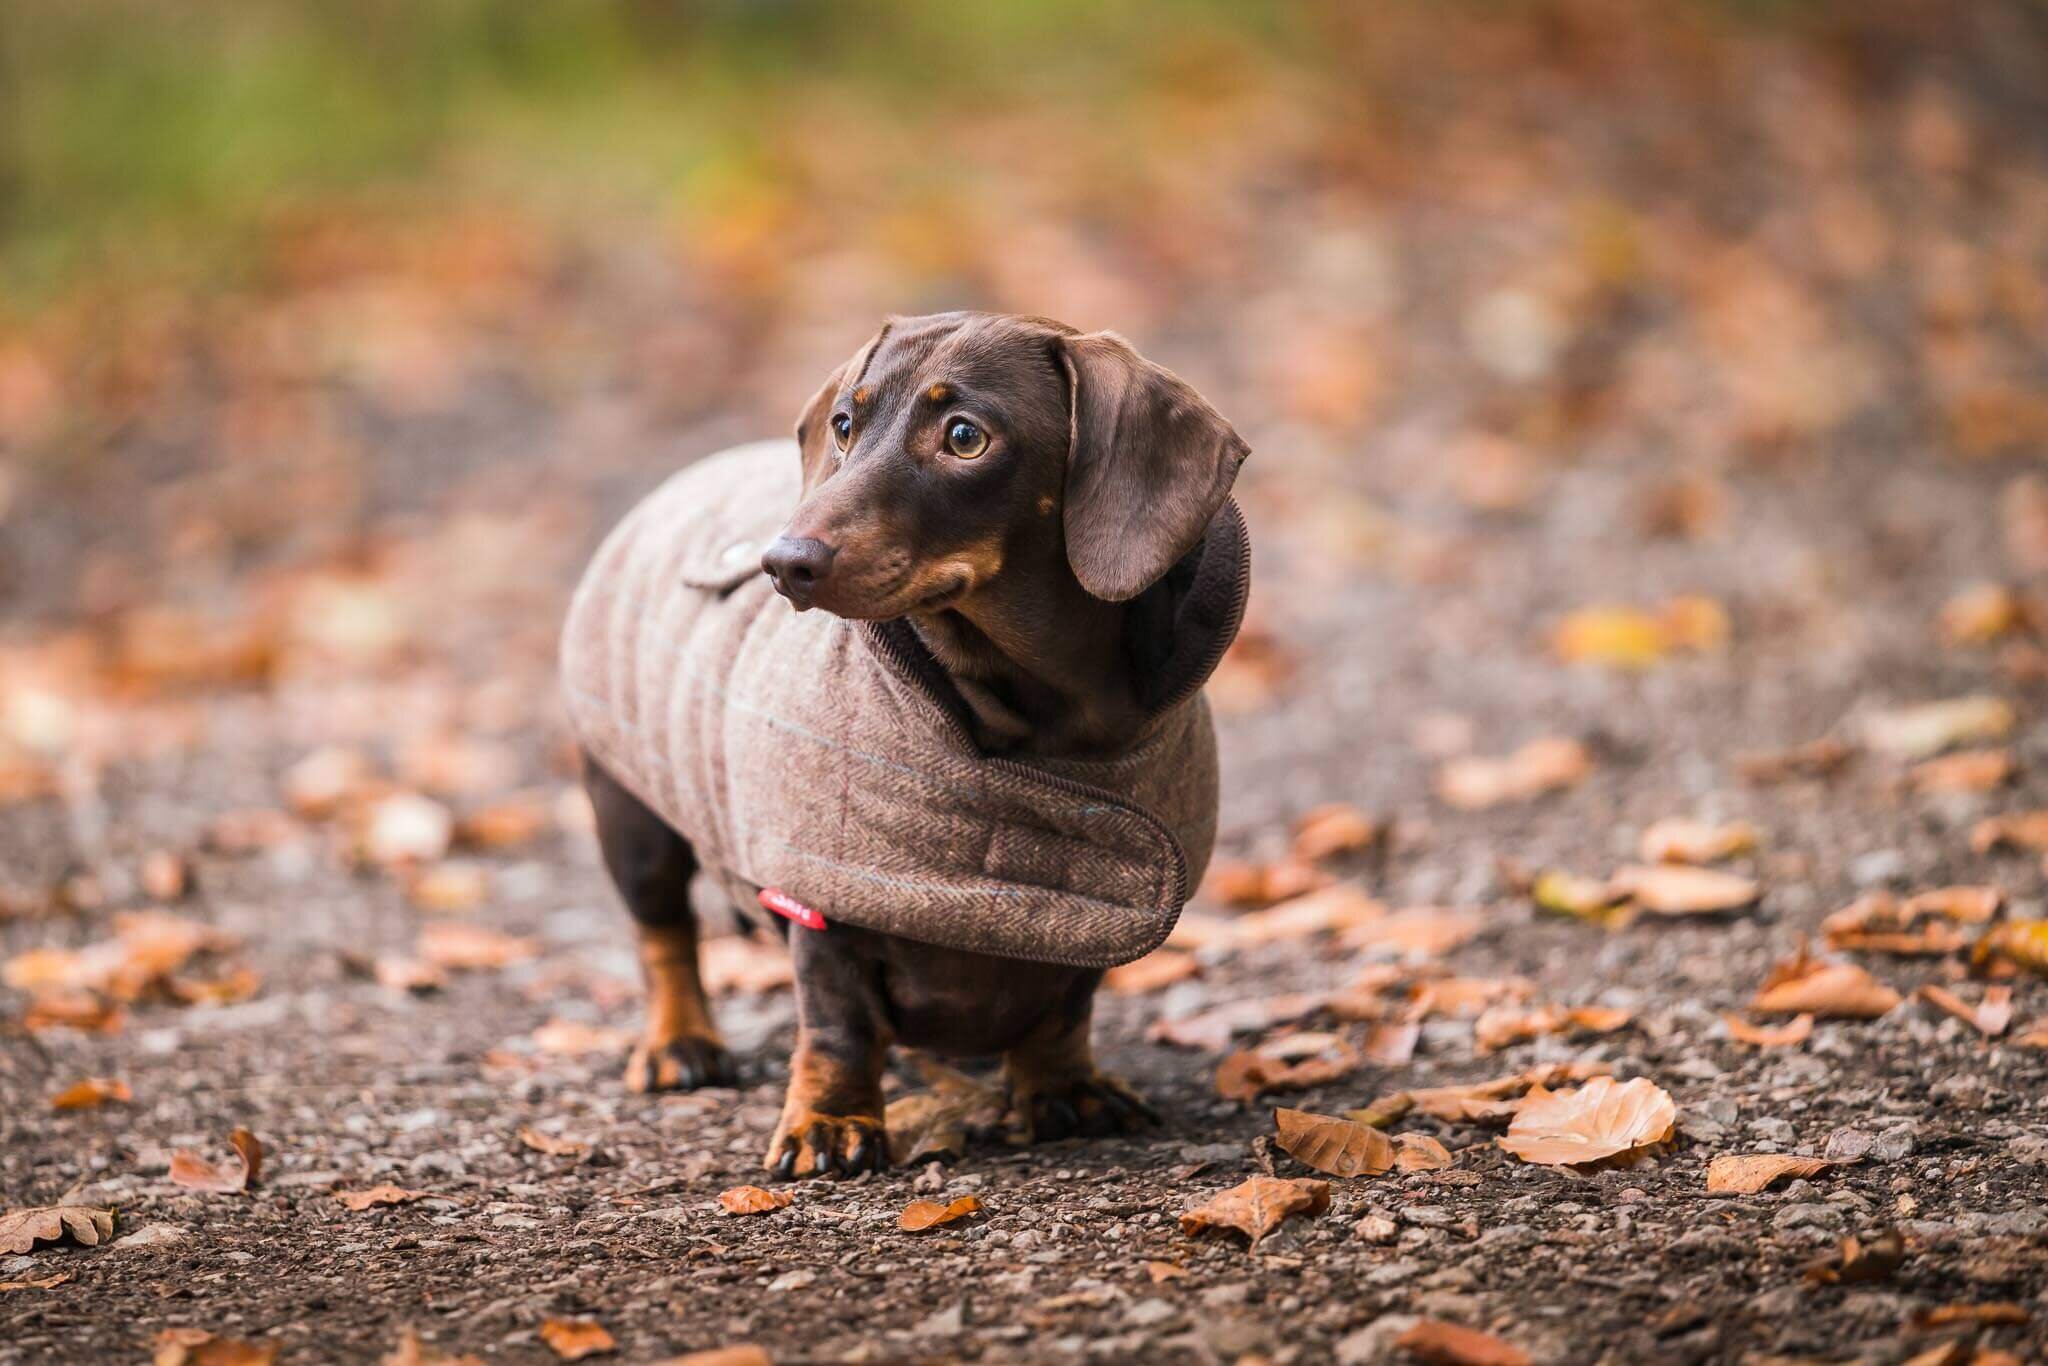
[6,6,2048,1363]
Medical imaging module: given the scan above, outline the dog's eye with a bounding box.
[830,413,852,450]
[944,419,988,459]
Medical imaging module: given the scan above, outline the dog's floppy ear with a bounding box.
[1057,331,1250,602]
[793,327,885,494]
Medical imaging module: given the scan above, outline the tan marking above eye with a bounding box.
[851,386,872,405]
[1036,495,1056,516]
[927,383,953,403]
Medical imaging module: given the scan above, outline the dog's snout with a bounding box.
[762,536,836,609]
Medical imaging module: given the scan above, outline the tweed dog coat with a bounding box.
[560,440,1250,968]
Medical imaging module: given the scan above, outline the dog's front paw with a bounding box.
[625,1030,737,1093]
[1006,1071,1159,1144]
[765,1108,887,1179]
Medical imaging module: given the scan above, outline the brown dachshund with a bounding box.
[576,311,1249,1178]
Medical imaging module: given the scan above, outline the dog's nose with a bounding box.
[761,536,836,609]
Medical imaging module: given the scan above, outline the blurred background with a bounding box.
[2,0,2046,956]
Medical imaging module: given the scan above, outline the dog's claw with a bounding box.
[624,1033,736,1094]
[1008,1072,1157,1146]
[765,1111,887,1181]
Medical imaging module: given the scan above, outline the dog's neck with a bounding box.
[909,546,1147,758]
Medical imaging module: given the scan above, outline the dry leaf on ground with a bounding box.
[1639,818,1759,865]
[1910,748,2016,794]
[1179,1176,1330,1246]
[1737,738,1853,784]
[518,1127,593,1160]
[153,1327,279,1365]
[3,909,236,1001]
[1146,992,1328,1052]
[1474,1004,1631,1053]
[1220,883,1384,947]
[1359,1063,1611,1128]
[530,1019,634,1056]
[1273,1108,1395,1177]
[885,1061,1003,1165]
[1862,696,2015,760]
[1199,856,1329,909]
[1917,983,2014,1037]
[1970,811,2048,854]
[1436,737,1591,810]
[1531,870,1634,926]
[373,955,446,993]
[1938,582,2030,644]
[0,1204,114,1255]
[899,1196,982,1231]
[1612,864,1760,915]
[170,1127,263,1193]
[381,1328,486,1365]
[336,1185,428,1211]
[1215,1041,1359,1103]
[1290,803,1382,861]
[1339,905,1483,958]
[1497,1077,1676,1168]
[416,922,539,971]
[717,1186,791,1216]
[1911,1303,2032,1330]
[1752,949,1902,1018]
[1722,1013,1814,1047]
[1551,598,1727,669]
[405,862,488,913]
[1803,1230,1905,1285]
[1395,1133,1455,1171]
[1361,1020,1421,1065]
[50,1077,130,1109]
[538,1318,615,1361]
[1395,1318,1532,1366]
[656,1349,772,1366]
[1974,920,2048,976]
[1102,948,1199,995]
[1705,1154,1837,1193]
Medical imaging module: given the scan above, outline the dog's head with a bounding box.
[762,311,1248,617]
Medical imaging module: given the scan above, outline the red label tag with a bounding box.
[759,887,828,931]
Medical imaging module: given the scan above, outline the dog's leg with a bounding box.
[584,753,736,1092]
[766,929,889,1178]
[1002,975,1157,1143]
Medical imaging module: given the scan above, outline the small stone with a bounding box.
[1400,1205,1456,1228]
[914,1302,965,1337]
[1868,1128,1918,1162]
[769,1269,817,1292]
[1824,1128,1875,1162]
[1200,1283,1251,1309]
[1749,1117,1797,1145]
[110,1224,187,1253]
[2011,1134,2048,1166]
[1849,849,1908,886]
[1336,1315,1421,1365]
[1125,1299,1177,1327]
[1772,1203,1841,1232]
[1354,1214,1399,1244]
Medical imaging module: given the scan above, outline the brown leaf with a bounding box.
[455,799,551,850]
[1722,1013,1813,1047]
[1530,870,1633,926]
[1273,1108,1395,1177]
[1737,738,1853,785]
[373,955,447,993]
[1611,864,1760,915]
[1290,803,1381,862]
[530,1018,634,1056]
[1974,919,2048,975]
[416,921,539,971]
[1220,883,1384,947]
[885,1060,1003,1165]
[1474,1004,1630,1053]
[50,1077,131,1110]
[140,849,193,902]
[1863,696,2015,760]
[538,1318,615,1361]
[899,1195,982,1231]
[405,862,488,913]
[1144,1260,1189,1283]
[1638,818,1759,865]
[518,1127,593,1160]
[0,1271,71,1293]
[1361,1020,1421,1065]
[1215,1041,1359,1103]
[1911,1302,2031,1330]
[21,991,124,1034]
[1199,856,1329,909]
[0,1204,114,1255]
[1497,1077,1676,1167]
[169,1127,262,1193]
[1917,983,2014,1037]
[1395,1133,1456,1172]
[656,1350,772,1366]
[1146,991,1328,1052]
[717,1186,792,1216]
[1436,738,1591,810]
[1803,1229,1904,1285]
[1178,1176,1330,1246]
[1904,886,2003,923]
[1752,950,1902,1019]
[1910,748,2016,794]
[381,1328,486,1365]
[1551,600,1726,669]
[153,1327,279,1366]
[1102,948,1199,995]
[1970,811,2048,854]
[1340,906,1483,958]
[1361,1063,1612,1129]
[336,1185,428,1211]
[1938,582,2030,645]
[1705,1154,1837,1194]
[1395,1318,1532,1366]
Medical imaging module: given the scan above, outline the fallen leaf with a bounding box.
[1911,1302,2031,1329]
[1395,1133,1456,1172]
[717,1186,792,1216]
[416,921,539,971]
[1971,812,2048,854]
[1215,1041,1359,1102]
[50,1077,131,1110]
[1361,1020,1421,1065]
[1178,1176,1330,1246]
[518,1127,593,1160]
[1612,864,1760,914]
[1938,582,2030,645]
[169,1127,263,1193]
[373,955,446,993]
[381,1328,486,1365]
[140,849,192,902]
[654,1350,771,1366]
[698,934,794,995]
[1531,869,1633,925]
[1722,1013,1813,1047]
[0,1204,114,1254]
[885,1061,1003,1165]
[1803,1229,1904,1285]
[2009,1017,2048,1048]
[1904,886,2003,923]
[530,1018,634,1056]
[284,746,377,818]
[3,909,236,1001]
[0,1271,71,1292]
[1496,1077,1676,1167]
[153,1327,278,1365]
[1395,1318,1531,1366]
[1199,856,1329,909]
[1863,696,2015,760]
[1705,1154,1837,1193]
[1917,983,2014,1037]
[539,1318,615,1361]
[455,799,551,850]
[1437,738,1591,810]
[1144,1260,1189,1283]
[1910,748,2016,794]
[405,862,488,913]
[1146,992,1328,1052]
[1639,818,1759,865]
[336,1185,428,1211]
[1103,948,1199,995]
[1340,905,1484,958]
[1290,803,1381,861]
[1273,1108,1395,1176]
[1220,883,1384,947]
[1974,919,2048,975]
[1552,599,1726,669]
[1363,1063,1613,1129]
[1474,1004,1631,1052]
[1752,950,1902,1018]
[899,1195,982,1231]
[20,991,124,1034]
[1737,737,1853,784]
